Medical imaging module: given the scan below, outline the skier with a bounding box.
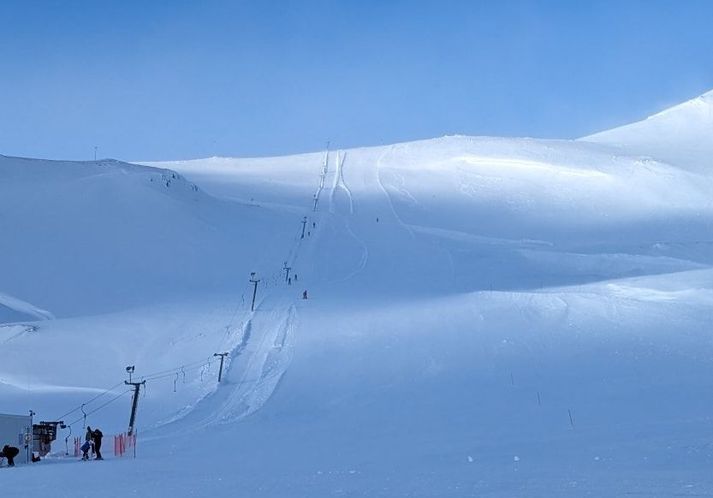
[92,428,103,460]
[312,222,316,228]
[80,440,92,460]
[302,290,308,300]
[0,445,19,467]
[288,277,292,285]
[294,274,298,282]
[82,426,93,460]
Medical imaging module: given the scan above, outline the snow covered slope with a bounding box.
[0,291,53,323]
[0,154,300,435]
[583,90,713,172]
[4,90,713,497]
[0,154,294,317]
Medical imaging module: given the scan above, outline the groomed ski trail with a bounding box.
[149,294,296,437]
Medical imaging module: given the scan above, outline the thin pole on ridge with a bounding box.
[249,272,261,312]
[301,216,308,239]
[213,352,229,383]
[283,261,292,283]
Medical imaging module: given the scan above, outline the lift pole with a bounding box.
[125,380,146,436]
[249,272,261,312]
[301,216,308,239]
[213,352,229,382]
[283,262,292,283]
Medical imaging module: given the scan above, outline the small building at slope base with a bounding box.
[0,412,32,464]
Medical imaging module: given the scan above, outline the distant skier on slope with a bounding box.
[302,290,308,299]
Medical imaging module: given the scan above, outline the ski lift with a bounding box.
[63,423,72,456]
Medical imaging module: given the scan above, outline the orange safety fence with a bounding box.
[113,433,137,457]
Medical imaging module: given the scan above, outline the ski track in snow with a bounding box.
[326,150,369,282]
[0,323,36,344]
[215,301,295,423]
[328,150,352,215]
[336,151,354,215]
[375,144,417,239]
[150,291,297,435]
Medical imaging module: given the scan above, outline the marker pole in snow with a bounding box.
[313,194,319,211]
[301,217,308,239]
[249,272,261,312]
[125,380,146,437]
[27,410,34,464]
[213,352,229,383]
[283,262,292,283]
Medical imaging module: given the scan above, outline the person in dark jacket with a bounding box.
[1,445,20,467]
[92,428,103,460]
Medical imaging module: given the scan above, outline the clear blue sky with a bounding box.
[2,0,713,161]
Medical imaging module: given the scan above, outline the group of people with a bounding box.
[1,425,103,467]
[80,426,103,461]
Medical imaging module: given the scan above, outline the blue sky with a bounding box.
[1,0,713,161]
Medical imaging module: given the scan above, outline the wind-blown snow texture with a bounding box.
[3,91,713,497]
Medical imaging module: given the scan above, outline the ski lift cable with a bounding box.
[140,359,213,382]
[55,356,211,421]
[54,380,127,421]
[66,388,133,427]
[138,356,213,381]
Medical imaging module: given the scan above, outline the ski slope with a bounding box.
[3,90,713,496]
[585,89,713,172]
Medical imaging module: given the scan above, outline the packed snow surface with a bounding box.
[3,90,713,496]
